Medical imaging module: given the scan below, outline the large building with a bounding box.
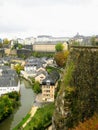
[0,66,20,96]
[42,71,60,102]
[33,41,68,52]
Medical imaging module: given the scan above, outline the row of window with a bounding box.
[43,94,54,98]
[43,86,54,88]
[0,88,15,91]
[43,90,50,93]
[43,94,50,97]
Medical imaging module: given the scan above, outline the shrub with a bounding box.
[70,113,98,130]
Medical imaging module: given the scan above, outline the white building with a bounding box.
[36,35,52,42]
[0,66,20,96]
[24,37,35,45]
[36,35,70,42]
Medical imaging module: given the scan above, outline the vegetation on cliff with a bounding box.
[70,113,98,130]
[53,47,98,130]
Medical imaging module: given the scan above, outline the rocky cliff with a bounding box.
[52,46,98,130]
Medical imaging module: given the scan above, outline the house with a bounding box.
[35,70,47,84]
[4,48,17,56]
[0,66,20,96]
[24,37,35,45]
[22,57,46,79]
[17,48,32,58]
[42,71,60,102]
[45,58,54,65]
[24,57,46,72]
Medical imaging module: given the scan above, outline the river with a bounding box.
[0,79,35,130]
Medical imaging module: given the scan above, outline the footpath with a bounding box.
[22,106,38,128]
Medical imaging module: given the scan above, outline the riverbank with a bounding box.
[22,106,38,128]
[0,79,35,130]
[23,103,54,130]
[13,95,41,130]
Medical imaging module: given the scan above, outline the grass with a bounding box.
[24,103,54,130]
[13,113,31,130]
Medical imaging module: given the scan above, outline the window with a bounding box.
[46,80,50,86]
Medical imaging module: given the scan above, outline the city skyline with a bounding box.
[0,0,98,39]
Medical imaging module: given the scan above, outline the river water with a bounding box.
[0,79,35,130]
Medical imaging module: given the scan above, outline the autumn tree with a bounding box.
[54,51,69,67]
[55,42,64,52]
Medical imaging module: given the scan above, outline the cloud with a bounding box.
[0,0,93,7]
[0,0,98,38]
[0,24,28,33]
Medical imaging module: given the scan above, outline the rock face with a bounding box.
[52,46,98,130]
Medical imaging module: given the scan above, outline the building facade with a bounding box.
[42,71,59,102]
[0,66,20,96]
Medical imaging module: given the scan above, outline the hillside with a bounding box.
[52,46,98,130]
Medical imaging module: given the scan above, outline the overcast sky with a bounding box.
[0,0,98,39]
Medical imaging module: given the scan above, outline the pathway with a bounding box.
[22,106,38,128]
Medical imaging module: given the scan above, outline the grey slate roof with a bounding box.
[25,57,46,68]
[0,77,18,87]
[35,70,47,77]
[0,66,18,87]
[42,71,60,85]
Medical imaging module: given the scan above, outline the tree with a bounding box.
[54,51,69,67]
[0,92,20,121]
[12,42,23,49]
[33,81,41,94]
[91,36,98,46]
[14,64,24,74]
[71,40,80,46]
[91,37,96,46]
[3,38,10,44]
[0,43,3,48]
[55,42,64,52]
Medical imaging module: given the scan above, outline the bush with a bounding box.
[70,113,98,130]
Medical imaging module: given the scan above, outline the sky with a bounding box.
[0,0,98,39]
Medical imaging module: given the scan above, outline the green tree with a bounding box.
[0,92,20,121]
[55,42,64,52]
[12,42,23,49]
[14,64,24,74]
[33,81,41,94]
[91,37,96,46]
[3,38,10,44]
[91,36,98,46]
[71,40,80,46]
[0,43,3,48]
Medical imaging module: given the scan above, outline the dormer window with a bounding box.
[46,80,50,86]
